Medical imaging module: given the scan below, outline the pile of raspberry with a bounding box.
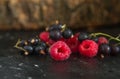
[15,23,120,61]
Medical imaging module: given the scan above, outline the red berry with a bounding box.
[58,37,66,42]
[98,37,108,45]
[79,40,98,57]
[39,31,49,42]
[66,35,80,53]
[49,41,71,61]
[47,39,55,46]
[74,32,80,38]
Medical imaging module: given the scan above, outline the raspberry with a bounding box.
[74,32,80,38]
[58,37,66,42]
[47,39,55,46]
[39,31,49,42]
[79,40,98,57]
[66,35,80,53]
[98,37,108,45]
[49,41,71,61]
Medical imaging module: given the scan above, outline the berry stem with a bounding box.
[90,32,120,42]
[61,24,66,32]
[14,39,27,52]
[116,34,120,39]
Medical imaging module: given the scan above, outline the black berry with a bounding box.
[49,30,61,41]
[78,32,89,42]
[34,46,45,55]
[49,24,63,31]
[110,45,120,56]
[91,37,98,43]
[99,44,111,55]
[38,41,47,48]
[28,38,39,45]
[62,29,73,39]
[23,46,34,55]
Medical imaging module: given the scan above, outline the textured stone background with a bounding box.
[0,0,120,30]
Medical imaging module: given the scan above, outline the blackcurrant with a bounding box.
[110,45,120,56]
[45,48,49,54]
[23,46,34,55]
[49,30,61,41]
[34,46,45,55]
[62,29,73,39]
[78,32,89,42]
[49,24,63,31]
[28,38,39,45]
[38,41,47,48]
[99,44,111,55]
[91,37,98,43]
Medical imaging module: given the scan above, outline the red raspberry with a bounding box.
[39,31,49,42]
[74,32,80,38]
[47,39,55,46]
[98,37,108,45]
[49,41,71,61]
[58,37,66,42]
[66,35,80,53]
[79,40,98,57]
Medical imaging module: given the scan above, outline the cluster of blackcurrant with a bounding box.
[48,24,73,40]
[14,22,120,61]
[14,38,48,56]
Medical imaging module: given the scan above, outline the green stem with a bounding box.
[14,39,27,52]
[90,32,120,42]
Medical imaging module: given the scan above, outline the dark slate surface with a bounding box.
[0,28,120,79]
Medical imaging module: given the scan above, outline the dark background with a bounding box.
[0,0,120,30]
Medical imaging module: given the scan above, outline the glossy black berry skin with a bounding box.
[24,46,33,53]
[28,38,39,45]
[62,29,73,39]
[99,44,111,55]
[78,32,89,42]
[91,37,98,43]
[38,41,47,48]
[49,30,61,41]
[34,46,45,55]
[110,45,120,56]
[49,24,63,31]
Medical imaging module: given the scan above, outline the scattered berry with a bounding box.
[66,35,79,53]
[49,24,63,31]
[38,41,47,48]
[98,44,111,55]
[47,39,55,46]
[74,32,80,38]
[34,46,46,55]
[39,31,49,42]
[28,38,39,45]
[49,41,71,61]
[98,37,108,45]
[62,29,73,39]
[110,45,120,56]
[78,32,89,42]
[58,37,66,42]
[23,46,34,55]
[79,40,98,57]
[49,30,61,41]
[91,37,98,43]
